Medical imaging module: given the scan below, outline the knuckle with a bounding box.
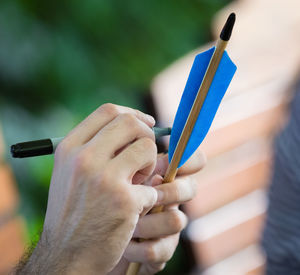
[175,186,181,202]
[97,182,137,225]
[194,149,207,170]
[145,244,157,263]
[54,140,72,159]
[189,177,198,198]
[116,203,137,227]
[102,164,125,185]
[140,137,157,154]
[150,187,158,206]
[109,185,136,212]
[101,168,114,184]
[72,150,91,174]
[168,184,180,203]
[111,191,129,209]
[120,113,138,126]
[177,177,197,203]
[98,103,118,116]
[156,263,166,272]
[169,210,186,232]
[163,252,173,263]
[199,150,207,166]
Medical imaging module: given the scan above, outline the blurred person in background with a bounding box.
[15,104,206,274]
[262,80,300,274]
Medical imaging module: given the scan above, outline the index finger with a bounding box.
[63,103,155,147]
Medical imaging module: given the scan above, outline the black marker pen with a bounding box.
[10,127,171,158]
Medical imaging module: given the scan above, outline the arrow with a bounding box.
[169,14,237,168]
[126,13,237,275]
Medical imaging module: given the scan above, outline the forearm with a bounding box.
[15,233,68,275]
[15,232,109,275]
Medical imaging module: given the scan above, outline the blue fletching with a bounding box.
[169,47,237,167]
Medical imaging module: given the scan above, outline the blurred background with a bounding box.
[1,0,300,274]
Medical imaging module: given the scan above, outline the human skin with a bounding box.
[16,104,205,275]
[109,151,206,275]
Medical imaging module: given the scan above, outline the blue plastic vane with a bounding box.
[169,46,237,167]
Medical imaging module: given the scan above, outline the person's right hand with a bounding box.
[32,104,159,274]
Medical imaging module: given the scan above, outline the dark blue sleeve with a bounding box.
[262,85,300,275]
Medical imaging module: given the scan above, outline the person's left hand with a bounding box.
[108,150,206,275]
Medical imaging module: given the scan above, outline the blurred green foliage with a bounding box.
[0,0,230,272]
[0,0,231,113]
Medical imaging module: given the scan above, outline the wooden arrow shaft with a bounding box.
[126,39,228,275]
[165,39,228,180]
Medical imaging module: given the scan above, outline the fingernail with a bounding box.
[156,189,164,203]
[146,115,155,125]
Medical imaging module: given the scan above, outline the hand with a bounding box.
[19,104,159,275]
[109,150,206,274]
